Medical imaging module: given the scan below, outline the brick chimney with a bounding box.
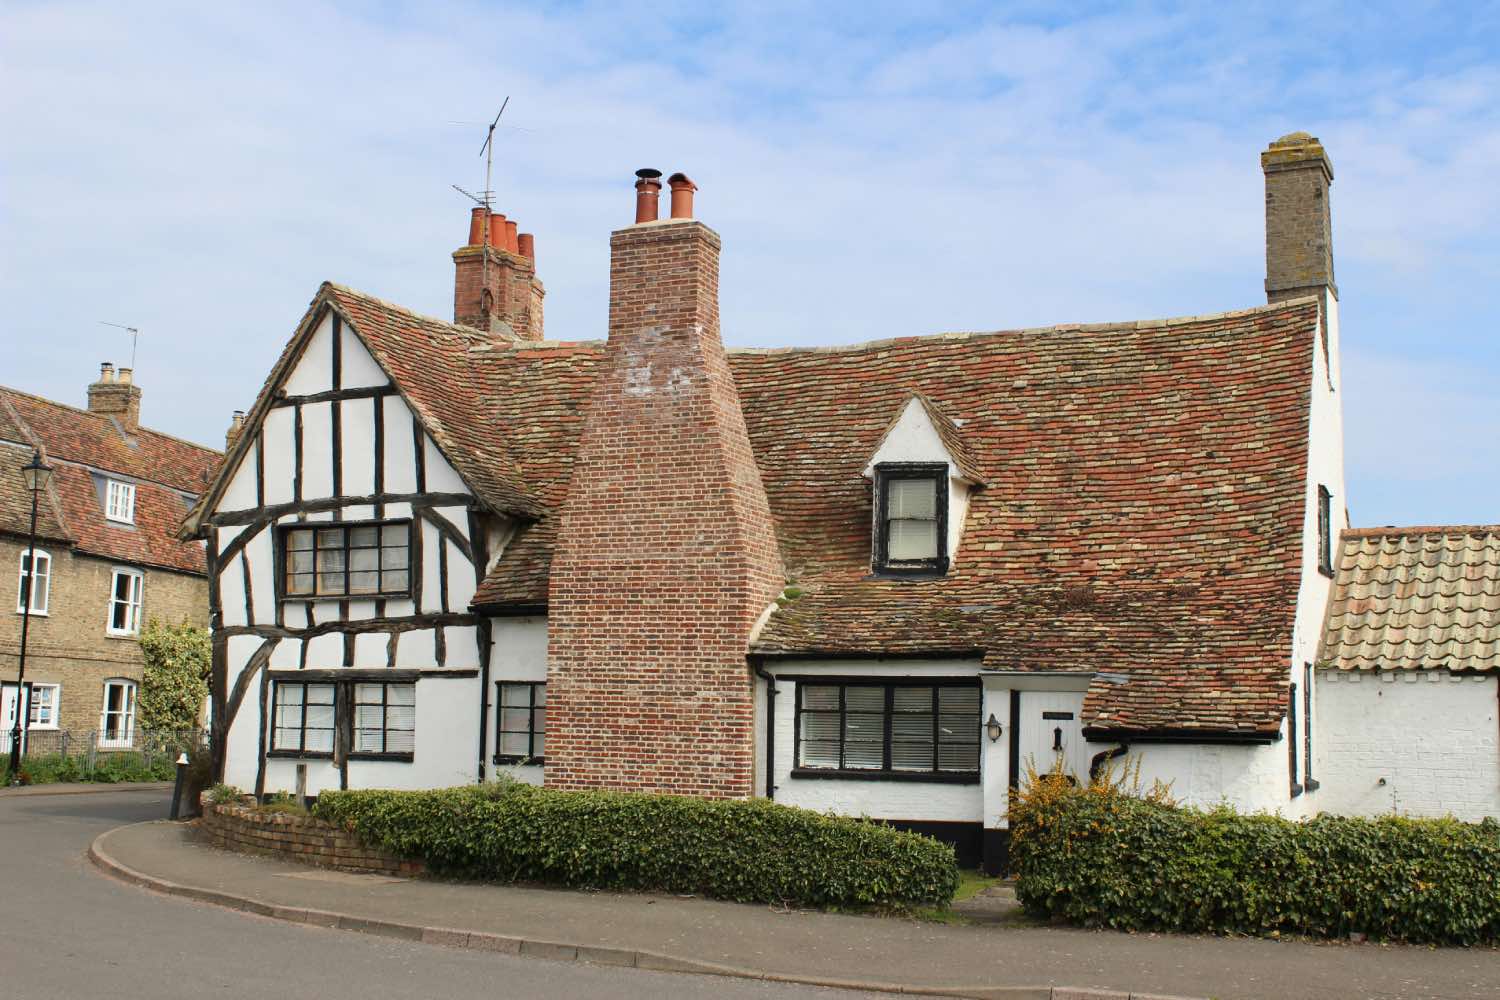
[87,362,142,433]
[452,206,544,340]
[1262,131,1336,303]
[225,410,246,449]
[544,170,784,798]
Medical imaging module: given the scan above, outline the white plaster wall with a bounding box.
[424,437,466,494]
[1123,739,1290,815]
[340,324,389,389]
[340,397,376,496]
[281,315,334,396]
[382,396,417,494]
[443,625,479,669]
[352,631,388,668]
[1286,292,1348,817]
[420,520,443,613]
[395,628,436,667]
[300,401,333,500]
[1314,669,1500,821]
[218,553,247,628]
[244,527,274,624]
[262,408,295,506]
[220,440,259,512]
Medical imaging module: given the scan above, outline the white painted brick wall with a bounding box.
[1314,669,1500,821]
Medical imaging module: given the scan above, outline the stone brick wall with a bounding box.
[198,799,423,875]
[545,218,784,798]
[0,537,208,734]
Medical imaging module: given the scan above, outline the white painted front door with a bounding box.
[1016,691,1088,786]
[1,684,28,754]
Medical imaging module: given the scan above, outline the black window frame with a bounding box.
[872,463,949,577]
[1317,485,1333,577]
[269,680,338,759]
[790,678,980,784]
[349,680,416,761]
[493,681,545,765]
[268,676,416,763]
[277,518,413,601]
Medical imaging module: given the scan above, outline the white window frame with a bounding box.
[107,567,144,636]
[17,548,50,615]
[28,682,60,730]
[105,479,136,524]
[100,678,137,748]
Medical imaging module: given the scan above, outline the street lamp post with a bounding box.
[10,449,53,784]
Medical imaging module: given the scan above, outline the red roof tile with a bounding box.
[0,386,218,574]
[202,284,1320,735]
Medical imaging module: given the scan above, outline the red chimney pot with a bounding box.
[517,232,535,261]
[467,207,487,246]
[505,219,520,254]
[488,213,507,250]
[667,173,697,219]
[634,168,663,224]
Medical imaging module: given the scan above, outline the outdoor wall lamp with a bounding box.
[985,713,1003,743]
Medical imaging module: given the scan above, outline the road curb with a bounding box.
[0,781,174,798]
[87,821,1202,1000]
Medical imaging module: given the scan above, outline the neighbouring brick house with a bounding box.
[184,133,1497,872]
[1,369,220,750]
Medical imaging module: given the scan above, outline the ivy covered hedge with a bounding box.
[314,783,959,909]
[1010,773,1500,945]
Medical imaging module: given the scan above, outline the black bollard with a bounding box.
[169,753,189,821]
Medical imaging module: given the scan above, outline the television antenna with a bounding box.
[449,98,510,329]
[99,321,140,369]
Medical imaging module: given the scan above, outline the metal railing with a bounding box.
[2,728,205,778]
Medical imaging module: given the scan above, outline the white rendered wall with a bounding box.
[1285,293,1348,817]
[488,617,547,786]
[1121,739,1290,815]
[1313,669,1500,821]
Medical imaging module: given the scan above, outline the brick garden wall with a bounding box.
[197,800,423,876]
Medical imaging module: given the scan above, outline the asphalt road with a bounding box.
[0,788,877,1000]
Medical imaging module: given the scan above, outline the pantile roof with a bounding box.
[204,284,1322,736]
[0,386,218,575]
[1319,526,1500,672]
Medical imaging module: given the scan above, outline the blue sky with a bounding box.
[2,1,1497,527]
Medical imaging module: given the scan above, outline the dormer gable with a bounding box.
[862,393,982,576]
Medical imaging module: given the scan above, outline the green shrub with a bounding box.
[1010,770,1500,945]
[315,784,959,909]
[207,783,243,805]
[138,619,211,732]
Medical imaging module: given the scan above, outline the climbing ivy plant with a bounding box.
[137,619,211,733]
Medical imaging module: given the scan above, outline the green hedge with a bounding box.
[5,751,177,785]
[1010,779,1500,945]
[314,783,959,909]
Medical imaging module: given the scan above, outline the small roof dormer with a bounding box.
[863,393,983,578]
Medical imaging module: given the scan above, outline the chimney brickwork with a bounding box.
[453,209,544,340]
[544,207,784,798]
[1263,131,1336,303]
[86,362,142,433]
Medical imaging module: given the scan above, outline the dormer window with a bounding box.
[105,479,135,524]
[874,464,948,576]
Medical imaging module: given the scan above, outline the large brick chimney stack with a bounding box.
[544,169,784,798]
[452,206,544,339]
[1262,132,1336,304]
[86,362,142,434]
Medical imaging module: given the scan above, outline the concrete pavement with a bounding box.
[90,811,1500,1000]
[0,787,881,1000]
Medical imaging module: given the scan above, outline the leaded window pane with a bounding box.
[887,519,938,560]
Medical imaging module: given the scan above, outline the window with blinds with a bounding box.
[873,465,948,574]
[271,682,336,755]
[796,682,980,780]
[353,682,416,757]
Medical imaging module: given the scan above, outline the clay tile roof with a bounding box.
[1319,526,1500,672]
[323,284,544,520]
[468,296,1320,736]
[0,386,217,574]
